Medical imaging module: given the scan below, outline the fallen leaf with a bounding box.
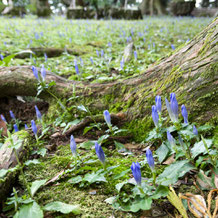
[0,116,7,137]
[214,174,218,189]
[163,154,175,165]
[189,195,207,217]
[45,170,65,185]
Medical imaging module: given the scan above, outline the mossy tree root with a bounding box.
[0,19,217,124]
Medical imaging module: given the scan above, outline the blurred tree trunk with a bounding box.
[70,0,76,8]
[36,0,51,17]
[140,0,165,15]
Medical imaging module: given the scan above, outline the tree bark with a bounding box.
[0,134,30,204]
[0,19,217,124]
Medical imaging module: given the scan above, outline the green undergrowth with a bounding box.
[22,143,151,217]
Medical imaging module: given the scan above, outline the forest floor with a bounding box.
[0,16,217,218]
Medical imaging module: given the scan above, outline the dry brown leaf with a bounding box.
[163,154,175,165]
[214,174,218,189]
[0,116,8,137]
[45,169,65,186]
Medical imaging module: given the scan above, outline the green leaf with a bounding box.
[83,172,107,184]
[113,169,130,180]
[98,134,109,144]
[24,159,41,166]
[152,185,169,199]
[105,196,116,204]
[157,160,195,186]
[121,196,152,212]
[30,179,47,197]
[68,176,82,184]
[14,202,43,218]
[0,169,9,178]
[37,148,47,157]
[114,141,125,150]
[83,125,95,135]
[77,105,87,112]
[115,181,128,192]
[156,143,169,163]
[191,139,213,158]
[63,119,80,133]
[43,201,80,215]
[79,141,95,149]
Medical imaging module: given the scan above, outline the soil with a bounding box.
[0,97,49,123]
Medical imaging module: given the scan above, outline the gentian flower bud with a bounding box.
[134,50,137,60]
[103,110,111,127]
[35,105,42,120]
[75,64,79,75]
[165,98,174,121]
[1,114,7,123]
[95,142,105,164]
[152,105,159,127]
[155,95,161,113]
[44,53,47,62]
[131,162,141,186]
[41,65,46,81]
[181,104,188,124]
[32,66,39,80]
[193,125,198,136]
[101,49,104,57]
[70,135,77,156]
[90,57,94,65]
[10,110,16,120]
[14,124,19,132]
[167,131,176,148]
[31,120,37,136]
[170,93,178,122]
[0,54,4,60]
[146,149,155,171]
[171,44,175,50]
[25,124,28,129]
[96,49,99,57]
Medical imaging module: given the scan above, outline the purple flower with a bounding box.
[90,57,94,65]
[70,135,77,156]
[155,95,161,113]
[167,131,176,148]
[25,124,28,129]
[32,66,39,80]
[103,110,111,126]
[193,125,198,136]
[10,110,16,119]
[170,93,178,121]
[171,44,175,50]
[44,53,47,62]
[108,42,112,47]
[134,50,137,60]
[0,54,4,60]
[14,124,19,132]
[96,49,99,57]
[152,105,159,127]
[41,65,46,81]
[146,149,155,171]
[131,162,141,186]
[120,56,124,70]
[79,57,83,67]
[101,49,104,58]
[1,114,7,123]
[75,64,79,75]
[31,120,37,136]
[35,105,42,120]
[181,104,188,124]
[95,142,105,164]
